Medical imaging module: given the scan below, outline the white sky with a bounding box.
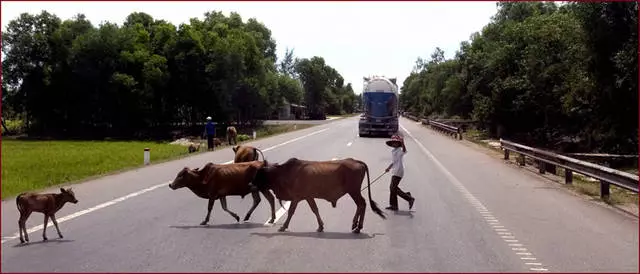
[1,1,498,94]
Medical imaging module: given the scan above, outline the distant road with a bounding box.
[1,116,637,272]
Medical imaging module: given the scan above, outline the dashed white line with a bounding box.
[346,142,353,147]
[400,124,550,273]
[2,127,332,245]
[265,201,291,226]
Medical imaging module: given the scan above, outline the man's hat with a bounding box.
[386,134,404,147]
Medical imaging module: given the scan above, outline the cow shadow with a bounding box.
[250,231,383,240]
[169,222,265,230]
[12,238,75,247]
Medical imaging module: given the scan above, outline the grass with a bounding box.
[1,123,315,200]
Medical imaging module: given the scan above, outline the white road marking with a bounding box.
[530,267,549,271]
[517,252,533,256]
[347,142,353,147]
[400,124,550,272]
[3,127,332,244]
[526,263,543,266]
[265,201,291,226]
[332,158,338,161]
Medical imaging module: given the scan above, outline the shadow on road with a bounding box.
[393,210,415,218]
[250,231,383,240]
[169,222,265,230]
[12,238,75,247]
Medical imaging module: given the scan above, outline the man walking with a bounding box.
[204,116,216,151]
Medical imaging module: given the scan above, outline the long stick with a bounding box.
[361,171,388,192]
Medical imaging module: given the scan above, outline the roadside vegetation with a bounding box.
[1,123,317,199]
[1,9,363,197]
[400,2,638,207]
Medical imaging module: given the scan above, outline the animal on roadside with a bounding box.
[188,143,201,153]
[232,145,266,163]
[16,188,79,243]
[226,126,238,145]
[168,160,277,225]
[251,157,386,233]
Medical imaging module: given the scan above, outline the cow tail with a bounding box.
[361,160,386,220]
[16,194,24,213]
[255,148,267,166]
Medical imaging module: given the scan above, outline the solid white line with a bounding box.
[347,142,353,147]
[400,124,549,272]
[3,127,331,244]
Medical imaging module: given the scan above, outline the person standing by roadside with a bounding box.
[204,116,216,151]
[384,134,415,211]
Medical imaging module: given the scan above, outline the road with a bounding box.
[1,116,638,272]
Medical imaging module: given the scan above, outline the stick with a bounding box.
[361,171,388,192]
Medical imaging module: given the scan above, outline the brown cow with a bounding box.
[16,188,79,243]
[252,157,386,233]
[226,126,238,145]
[168,161,277,225]
[232,145,266,163]
[213,138,223,147]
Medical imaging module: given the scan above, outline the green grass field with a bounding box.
[1,123,316,200]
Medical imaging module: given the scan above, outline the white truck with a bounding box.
[358,76,399,137]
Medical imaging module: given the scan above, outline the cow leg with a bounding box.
[42,214,50,241]
[18,210,31,243]
[349,192,367,234]
[50,215,63,238]
[279,200,300,232]
[243,191,262,222]
[306,199,324,232]
[260,188,277,224]
[201,198,216,225]
[219,197,241,222]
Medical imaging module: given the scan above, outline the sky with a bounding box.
[1,1,499,94]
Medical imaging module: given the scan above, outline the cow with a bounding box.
[168,160,277,225]
[213,138,223,147]
[251,157,386,234]
[16,188,79,243]
[226,126,238,145]
[232,145,266,163]
[188,143,201,153]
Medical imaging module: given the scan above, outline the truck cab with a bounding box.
[358,76,399,137]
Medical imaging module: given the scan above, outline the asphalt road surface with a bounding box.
[1,116,638,272]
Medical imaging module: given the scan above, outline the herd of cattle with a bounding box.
[15,144,387,244]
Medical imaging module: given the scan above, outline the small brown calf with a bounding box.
[188,143,201,153]
[16,188,79,243]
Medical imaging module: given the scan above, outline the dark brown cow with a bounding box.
[168,161,276,225]
[252,157,386,233]
[226,126,238,145]
[16,188,79,243]
[232,145,265,163]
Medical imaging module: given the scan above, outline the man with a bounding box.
[204,116,216,151]
[384,134,415,210]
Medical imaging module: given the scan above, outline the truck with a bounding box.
[358,75,399,137]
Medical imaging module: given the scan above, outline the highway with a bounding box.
[1,116,638,272]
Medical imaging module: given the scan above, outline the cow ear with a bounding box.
[60,188,67,193]
[232,146,238,153]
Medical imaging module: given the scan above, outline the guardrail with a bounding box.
[401,113,462,140]
[421,119,462,140]
[500,139,639,199]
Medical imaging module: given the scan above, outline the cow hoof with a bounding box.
[268,218,275,224]
[42,237,48,241]
[316,227,324,233]
[19,239,25,244]
[352,228,361,234]
[234,216,240,222]
[58,235,64,239]
[200,221,208,226]
[278,227,287,232]
[351,223,358,230]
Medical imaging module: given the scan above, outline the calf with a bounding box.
[188,143,201,153]
[168,160,276,225]
[252,158,386,233]
[16,188,79,243]
[232,145,265,163]
[226,126,238,145]
[213,138,222,147]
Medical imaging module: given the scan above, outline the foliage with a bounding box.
[1,11,358,138]
[400,1,638,154]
